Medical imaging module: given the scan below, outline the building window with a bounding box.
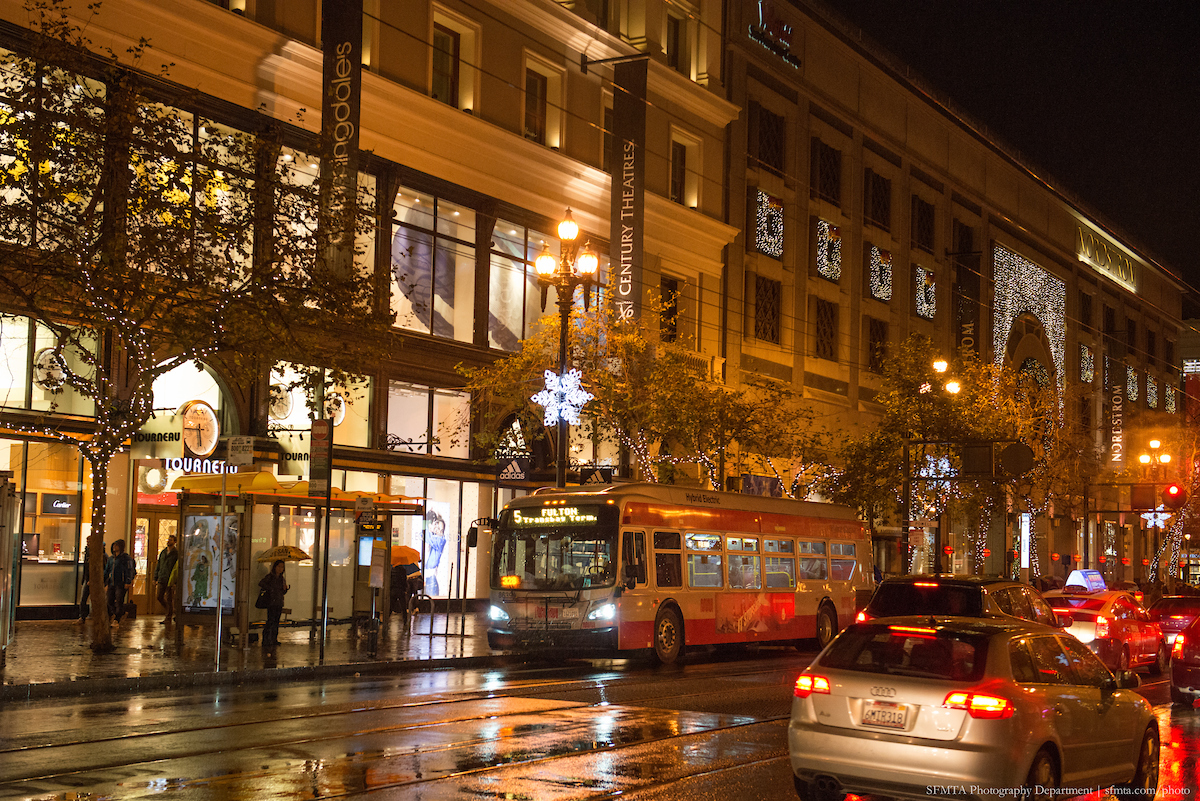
[1166,339,1176,369]
[1127,365,1139,402]
[754,190,784,259]
[810,138,841,205]
[868,244,892,301]
[752,102,786,176]
[661,276,680,343]
[1102,305,1116,339]
[524,69,548,144]
[1079,344,1095,383]
[386,381,470,458]
[1079,395,1092,433]
[815,219,841,282]
[1079,291,1093,331]
[813,297,837,361]
[1126,318,1137,356]
[390,186,476,343]
[490,219,584,351]
[1166,384,1177,414]
[866,317,888,373]
[665,11,693,76]
[864,168,891,231]
[670,140,686,204]
[914,266,936,320]
[1147,376,1158,409]
[1146,330,1157,367]
[911,196,934,254]
[754,275,781,344]
[431,24,460,108]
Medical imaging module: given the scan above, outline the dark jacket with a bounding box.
[155,548,178,583]
[104,552,136,587]
[258,572,288,608]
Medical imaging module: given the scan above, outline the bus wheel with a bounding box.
[654,607,683,664]
[815,604,837,649]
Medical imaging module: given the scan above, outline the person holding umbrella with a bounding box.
[390,546,421,624]
[258,559,289,656]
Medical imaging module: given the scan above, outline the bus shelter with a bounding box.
[171,473,423,648]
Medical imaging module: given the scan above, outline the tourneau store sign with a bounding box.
[511,507,600,527]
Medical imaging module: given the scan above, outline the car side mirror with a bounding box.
[1107,670,1140,691]
[1055,613,1072,629]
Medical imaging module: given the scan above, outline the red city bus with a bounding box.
[486,483,872,663]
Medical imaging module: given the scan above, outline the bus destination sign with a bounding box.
[512,506,599,527]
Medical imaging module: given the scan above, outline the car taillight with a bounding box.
[856,610,870,623]
[1174,634,1186,658]
[794,674,831,698]
[943,691,1014,719]
[1095,616,1111,639]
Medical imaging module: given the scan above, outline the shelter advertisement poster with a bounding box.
[181,514,238,610]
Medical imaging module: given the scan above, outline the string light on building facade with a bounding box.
[992,245,1065,409]
[1079,344,1094,383]
[531,368,593,427]
[1147,376,1158,409]
[816,219,841,281]
[1127,365,1139,402]
[914,266,936,320]
[1166,385,1177,414]
[869,244,892,301]
[755,190,784,259]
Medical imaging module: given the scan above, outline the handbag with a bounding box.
[255,588,269,609]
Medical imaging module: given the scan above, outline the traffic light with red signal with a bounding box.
[1163,483,1189,511]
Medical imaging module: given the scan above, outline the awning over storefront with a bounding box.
[170,473,423,512]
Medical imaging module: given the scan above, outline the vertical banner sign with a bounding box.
[320,0,363,279]
[1108,361,1124,467]
[953,261,980,356]
[609,58,647,324]
[309,420,332,497]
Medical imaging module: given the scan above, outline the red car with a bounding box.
[1170,614,1200,705]
[1149,596,1200,646]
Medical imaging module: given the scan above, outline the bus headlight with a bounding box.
[586,602,616,621]
[488,605,510,622]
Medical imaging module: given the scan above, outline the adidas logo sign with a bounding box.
[499,460,526,481]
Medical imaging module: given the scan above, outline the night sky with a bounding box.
[824,0,1200,293]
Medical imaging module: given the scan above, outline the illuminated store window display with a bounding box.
[389,475,492,599]
[0,315,96,416]
[391,186,475,342]
[268,363,371,448]
[386,381,470,458]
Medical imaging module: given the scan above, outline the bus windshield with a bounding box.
[491,505,617,591]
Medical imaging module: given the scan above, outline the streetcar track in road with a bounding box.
[0,657,807,757]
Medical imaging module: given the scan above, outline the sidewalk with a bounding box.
[0,610,512,701]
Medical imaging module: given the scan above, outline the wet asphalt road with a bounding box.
[0,647,1195,801]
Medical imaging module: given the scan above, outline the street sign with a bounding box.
[498,458,529,482]
[309,419,332,497]
[226,435,255,466]
[581,467,613,485]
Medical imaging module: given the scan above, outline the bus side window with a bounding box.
[830,542,856,581]
[622,531,648,585]
[654,531,682,588]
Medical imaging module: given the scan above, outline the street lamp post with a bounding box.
[1138,439,1171,582]
[535,208,599,488]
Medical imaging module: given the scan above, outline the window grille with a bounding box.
[810,138,841,205]
[864,168,891,231]
[867,317,888,373]
[754,275,781,344]
[814,297,837,360]
[757,107,786,176]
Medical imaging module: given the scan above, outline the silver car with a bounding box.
[788,617,1158,801]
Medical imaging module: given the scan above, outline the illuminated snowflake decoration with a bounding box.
[869,245,892,301]
[1166,385,1177,414]
[1079,344,1094,383]
[816,219,841,282]
[755,190,784,259]
[915,266,936,319]
[531,368,593,427]
[993,245,1065,410]
[1127,365,1139,402]
[1142,507,1172,528]
[1147,376,1158,409]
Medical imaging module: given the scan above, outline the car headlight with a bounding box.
[488,604,510,622]
[587,602,616,621]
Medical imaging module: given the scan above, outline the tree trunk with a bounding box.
[86,455,113,653]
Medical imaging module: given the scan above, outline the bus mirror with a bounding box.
[622,564,637,589]
[466,527,478,548]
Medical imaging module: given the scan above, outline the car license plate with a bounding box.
[862,701,907,729]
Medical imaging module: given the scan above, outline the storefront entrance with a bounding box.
[131,507,178,617]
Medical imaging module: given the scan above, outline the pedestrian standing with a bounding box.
[104,540,136,628]
[79,544,92,621]
[155,534,179,624]
[259,559,289,656]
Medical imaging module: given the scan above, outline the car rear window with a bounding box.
[1151,598,1200,615]
[868,583,984,617]
[1046,597,1106,611]
[819,625,989,681]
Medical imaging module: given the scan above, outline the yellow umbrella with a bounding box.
[391,545,420,566]
[257,545,311,563]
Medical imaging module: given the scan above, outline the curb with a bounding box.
[1,654,528,702]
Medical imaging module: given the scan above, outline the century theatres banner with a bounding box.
[320,0,363,279]
[609,58,648,324]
